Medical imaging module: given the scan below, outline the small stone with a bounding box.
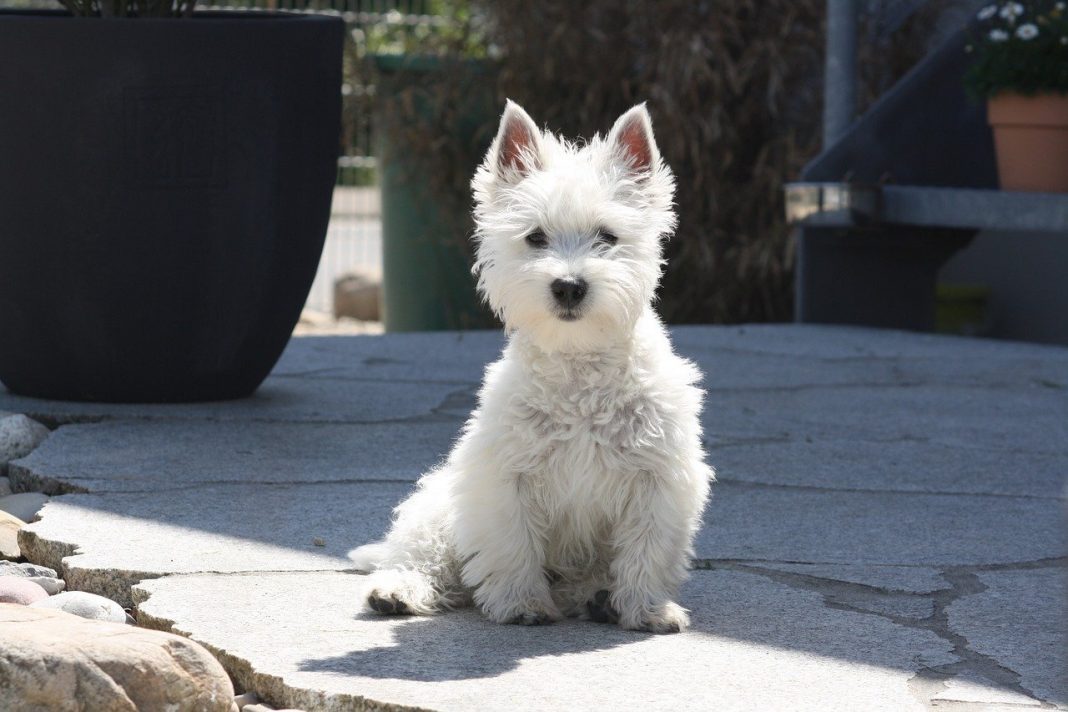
[0,476,11,496]
[0,561,58,579]
[31,590,128,623]
[234,692,259,707]
[26,576,65,595]
[0,603,235,711]
[333,270,381,322]
[0,576,49,604]
[0,414,49,467]
[0,492,49,523]
[0,510,25,559]
[312,537,325,547]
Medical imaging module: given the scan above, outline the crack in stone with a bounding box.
[273,372,479,388]
[43,478,419,495]
[714,477,1065,501]
[702,559,1067,710]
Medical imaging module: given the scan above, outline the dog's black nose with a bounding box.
[551,278,588,309]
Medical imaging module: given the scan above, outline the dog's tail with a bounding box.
[348,541,390,572]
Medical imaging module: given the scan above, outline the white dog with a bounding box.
[350,101,713,633]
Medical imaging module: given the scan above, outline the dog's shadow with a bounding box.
[298,609,640,682]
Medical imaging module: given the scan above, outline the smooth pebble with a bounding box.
[30,590,129,623]
[0,575,49,604]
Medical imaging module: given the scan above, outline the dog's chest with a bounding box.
[506,362,663,495]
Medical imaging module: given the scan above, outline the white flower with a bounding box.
[989,28,1010,41]
[1016,23,1039,39]
[1000,2,1025,21]
[1058,2,1066,10]
[977,4,998,20]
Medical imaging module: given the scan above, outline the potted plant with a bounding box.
[0,1,343,402]
[966,1,1068,191]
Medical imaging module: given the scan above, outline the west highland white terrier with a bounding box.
[350,100,713,633]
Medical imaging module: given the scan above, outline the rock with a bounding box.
[31,590,128,623]
[0,576,48,604]
[0,414,49,469]
[0,603,234,711]
[0,509,24,559]
[0,492,49,522]
[0,560,58,578]
[27,576,65,595]
[333,270,381,322]
[0,476,11,496]
[0,561,66,594]
[233,692,259,707]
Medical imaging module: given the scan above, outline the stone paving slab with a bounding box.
[703,384,1068,457]
[19,482,402,606]
[10,420,458,494]
[710,437,1067,498]
[0,378,470,426]
[133,568,964,712]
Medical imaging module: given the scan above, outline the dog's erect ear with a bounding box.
[608,103,660,175]
[489,100,542,182]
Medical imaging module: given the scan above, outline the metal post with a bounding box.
[823,0,859,148]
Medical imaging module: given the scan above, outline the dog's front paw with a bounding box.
[619,600,690,634]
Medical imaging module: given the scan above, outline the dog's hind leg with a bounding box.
[363,568,441,615]
[349,468,465,616]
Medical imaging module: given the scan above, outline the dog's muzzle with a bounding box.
[550,277,588,320]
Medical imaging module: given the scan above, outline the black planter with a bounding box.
[0,10,343,402]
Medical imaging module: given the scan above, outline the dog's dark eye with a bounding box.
[525,231,549,248]
[598,230,619,247]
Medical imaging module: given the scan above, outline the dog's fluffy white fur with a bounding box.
[349,101,713,633]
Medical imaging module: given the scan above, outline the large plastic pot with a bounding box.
[0,10,343,402]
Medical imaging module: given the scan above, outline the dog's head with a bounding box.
[471,101,676,353]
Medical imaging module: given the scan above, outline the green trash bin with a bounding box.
[373,55,498,332]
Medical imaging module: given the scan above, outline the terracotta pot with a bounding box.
[988,92,1068,192]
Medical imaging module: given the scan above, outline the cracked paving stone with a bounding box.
[703,385,1068,458]
[945,567,1067,707]
[132,568,956,712]
[270,331,503,383]
[673,323,1068,370]
[0,378,463,426]
[755,564,948,594]
[710,437,1068,499]
[19,481,412,607]
[697,483,1064,566]
[10,420,457,494]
